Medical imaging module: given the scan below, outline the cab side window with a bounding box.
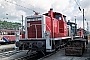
[55,15,61,20]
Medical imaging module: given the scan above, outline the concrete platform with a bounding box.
[0,44,15,52]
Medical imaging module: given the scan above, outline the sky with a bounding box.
[0,0,90,31]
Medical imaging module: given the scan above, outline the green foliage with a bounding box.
[0,20,21,30]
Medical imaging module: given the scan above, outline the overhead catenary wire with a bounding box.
[74,0,80,7]
[77,0,82,7]
[4,0,37,13]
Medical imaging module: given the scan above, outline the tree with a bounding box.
[0,20,21,30]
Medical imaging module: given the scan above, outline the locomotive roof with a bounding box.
[43,12,66,17]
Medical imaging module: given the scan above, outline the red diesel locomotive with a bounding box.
[16,9,84,54]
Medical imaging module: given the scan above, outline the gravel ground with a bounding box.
[42,40,90,60]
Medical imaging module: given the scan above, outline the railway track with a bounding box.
[38,48,61,60]
[1,50,57,60]
[0,50,37,60]
[16,51,38,60]
[0,50,23,60]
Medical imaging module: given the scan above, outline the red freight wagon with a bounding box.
[0,29,22,43]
